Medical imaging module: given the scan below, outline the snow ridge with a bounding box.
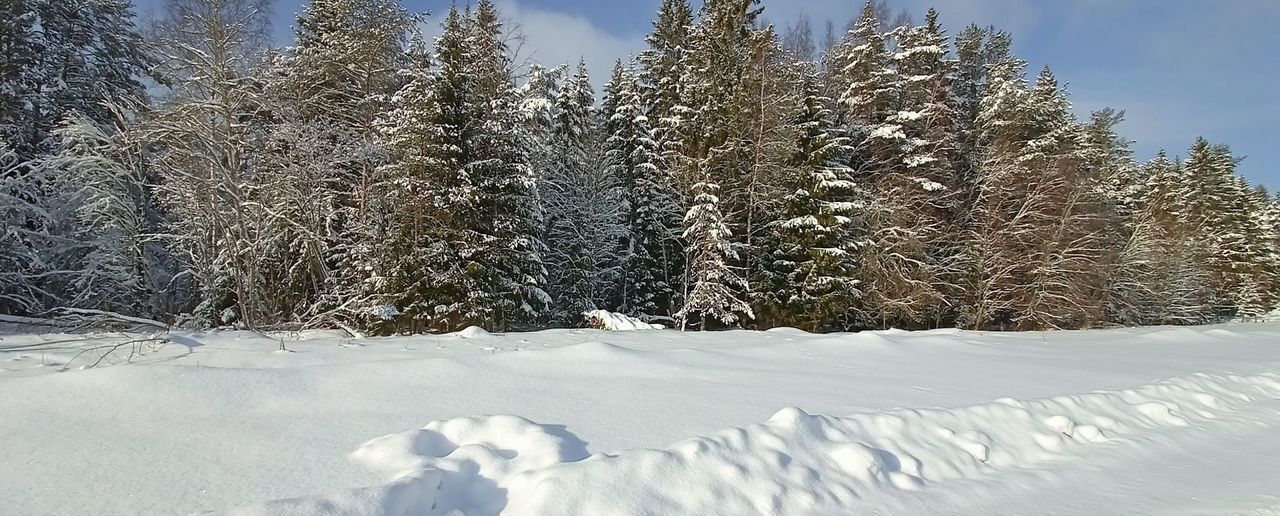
[222,370,1280,516]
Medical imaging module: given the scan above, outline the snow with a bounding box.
[582,310,665,331]
[2,324,1280,515]
[868,125,906,140]
[454,326,492,339]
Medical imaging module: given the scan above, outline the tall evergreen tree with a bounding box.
[639,0,695,192]
[0,0,152,162]
[0,0,154,317]
[543,60,622,322]
[268,0,416,327]
[676,0,778,328]
[1182,138,1263,317]
[756,64,864,330]
[462,0,550,329]
[604,61,682,317]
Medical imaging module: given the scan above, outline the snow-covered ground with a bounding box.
[2,323,1279,515]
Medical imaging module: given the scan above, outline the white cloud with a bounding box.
[420,0,645,95]
[498,0,645,91]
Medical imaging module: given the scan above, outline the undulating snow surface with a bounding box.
[2,324,1280,515]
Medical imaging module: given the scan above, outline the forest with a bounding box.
[2,0,1277,334]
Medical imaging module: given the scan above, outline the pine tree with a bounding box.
[952,25,1012,184]
[1183,138,1257,317]
[517,63,566,190]
[873,9,963,327]
[366,35,440,332]
[677,0,781,328]
[604,61,683,316]
[1082,109,1156,325]
[1238,184,1277,318]
[1137,152,1215,324]
[384,7,485,332]
[1263,194,1280,315]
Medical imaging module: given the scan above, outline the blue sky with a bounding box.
[134,0,1280,190]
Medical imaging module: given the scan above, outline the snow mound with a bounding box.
[454,326,491,339]
[221,370,1280,515]
[226,416,591,516]
[582,310,665,331]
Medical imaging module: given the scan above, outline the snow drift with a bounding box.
[224,370,1280,516]
[581,310,665,331]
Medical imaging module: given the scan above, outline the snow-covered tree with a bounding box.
[638,0,694,197]
[676,0,787,328]
[604,61,683,317]
[756,65,864,330]
[146,0,275,326]
[676,178,752,329]
[0,144,48,314]
[463,0,551,329]
[0,0,154,317]
[543,61,623,323]
[267,0,416,327]
[0,0,152,163]
[831,2,943,329]
[1181,138,1270,318]
[961,60,1110,330]
[38,113,147,313]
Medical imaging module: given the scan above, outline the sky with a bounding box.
[133,0,1280,191]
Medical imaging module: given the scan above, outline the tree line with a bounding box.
[2,0,1276,333]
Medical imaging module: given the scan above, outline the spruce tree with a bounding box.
[0,0,152,162]
[370,35,441,332]
[833,1,942,329]
[677,0,780,328]
[464,0,550,329]
[756,64,864,330]
[639,0,695,192]
[544,60,623,323]
[0,0,154,317]
[269,0,416,327]
[604,62,683,317]
[676,177,753,329]
[1183,138,1258,317]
